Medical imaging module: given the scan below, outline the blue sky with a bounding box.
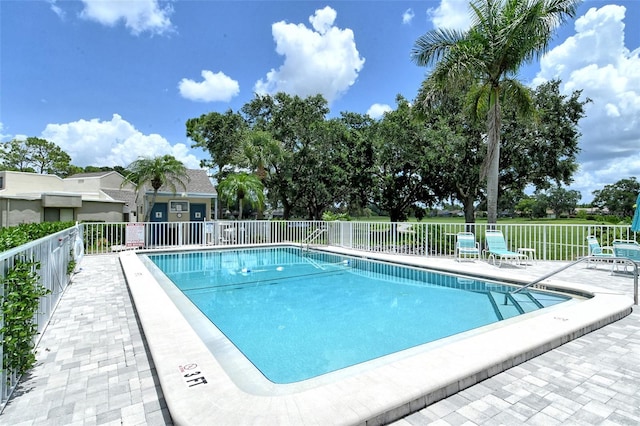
[1,0,639,203]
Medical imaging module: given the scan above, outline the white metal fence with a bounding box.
[80,220,638,261]
[0,225,82,409]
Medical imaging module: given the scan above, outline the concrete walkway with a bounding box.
[0,254,638,425]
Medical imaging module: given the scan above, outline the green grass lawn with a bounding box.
[347,215,634,260]
[353,215,628,226]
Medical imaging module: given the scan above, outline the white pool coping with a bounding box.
[119,246,633,425]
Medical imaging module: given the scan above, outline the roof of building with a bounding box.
[67,171,119,179]
[103,189,137,207]
[154,169,217,196]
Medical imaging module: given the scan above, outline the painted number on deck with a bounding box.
[178,363,208,387]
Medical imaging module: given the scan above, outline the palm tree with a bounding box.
[411,0,579,224]
[238,130,284,219]
[217,172,265,220]
[239,130,283,182]
[124,155,190,222]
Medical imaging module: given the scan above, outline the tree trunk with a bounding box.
[256,168,265,220]
[485,90,501,227]
[144,190,158,222]
[282,200,292,220]
[462,193,476,228]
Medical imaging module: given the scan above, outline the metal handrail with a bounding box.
[511,256,638,305]
[301,227,326,250]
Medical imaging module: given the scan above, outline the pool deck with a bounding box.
[1,251,638,425]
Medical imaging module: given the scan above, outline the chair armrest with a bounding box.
[601,246,614,255]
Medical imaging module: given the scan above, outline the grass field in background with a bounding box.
[349,216,635,260]
[353,216,629,226]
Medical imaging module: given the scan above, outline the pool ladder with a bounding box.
[507,256,638,305]
[301,227,327,251]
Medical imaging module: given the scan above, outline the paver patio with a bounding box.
[0,253,638,425]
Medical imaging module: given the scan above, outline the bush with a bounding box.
[322,211,351,221]
[596,215,621,224]
[0,222,74,375]
[0,222,75,252]
[1,258,49,375]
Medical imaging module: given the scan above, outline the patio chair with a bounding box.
[454,232,480,262]
[484,230,527,268]
[585,235,614,269]
[611,239,640,274]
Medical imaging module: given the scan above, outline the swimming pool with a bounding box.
[147,247,569,384]
[120,245,633,425]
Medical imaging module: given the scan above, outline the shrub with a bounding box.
[0,222,74,375]
[1,258,49,375]
[322,211,351,221]
[0,222,75,252]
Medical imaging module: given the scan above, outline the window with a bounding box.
[169,200,189,213]
[0,176,3,189]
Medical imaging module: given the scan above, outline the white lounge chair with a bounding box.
[455,232,480,262]
[586,235,614,269]
[611,239,640,273]
[484,230,527,267]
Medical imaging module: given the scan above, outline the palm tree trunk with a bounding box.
[256,166,265,220]
[144,190,159,222]
[485,90,501,226]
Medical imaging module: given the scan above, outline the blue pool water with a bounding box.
[148,247,570,384]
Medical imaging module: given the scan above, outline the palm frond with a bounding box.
[466,83,492,122]
[501,79,535,119]
[411,28,467,68]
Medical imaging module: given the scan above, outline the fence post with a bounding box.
[542,224,547,261]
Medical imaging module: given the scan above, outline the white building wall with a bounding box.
[0,171,64,196]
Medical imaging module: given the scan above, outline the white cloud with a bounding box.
[79,0,174,36]
[0,122,26,142]
[40,114,201,169]
[48,0,65,19]
[254,6,365,103]
[428,0,472,30]
[569,153,640,202]
[178,70,240,103]
[0,122,10,141]
[533,5,640,202]
[402,8,415,25]
[367,103,392,119]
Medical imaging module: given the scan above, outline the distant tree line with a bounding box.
[3,106,637,223]
[186,81,588,222]
[2,94,634,223]
[0,137,126,178]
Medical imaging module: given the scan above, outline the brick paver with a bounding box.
[1,254,637,425]
[393,265,640,426]
[0,255,172,426]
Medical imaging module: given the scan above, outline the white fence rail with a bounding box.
[1,225,82,409]
[81,220,638,262]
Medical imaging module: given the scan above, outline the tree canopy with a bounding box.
[592,177,640,218]
[186,109,247,181]
[0,137,74,177]
[373,95,442,222]
[411,0,580,224]
[414,79,587,223]
[186,85,589,222]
